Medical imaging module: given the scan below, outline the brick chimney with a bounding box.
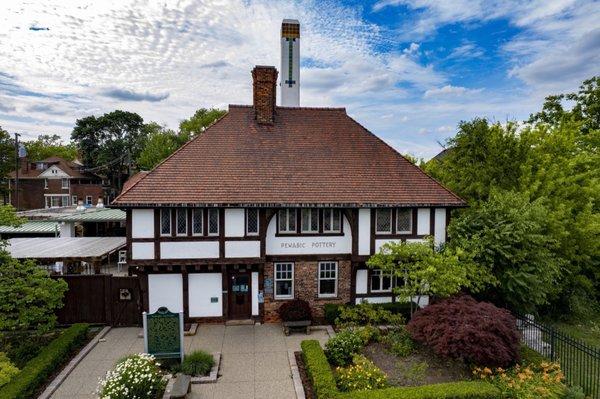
[252,66,278,124]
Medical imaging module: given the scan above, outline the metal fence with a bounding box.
[516,313,600,398]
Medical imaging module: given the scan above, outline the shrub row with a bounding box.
[324,302,418,326]
[301,338,501,399]
[0,323,90,399]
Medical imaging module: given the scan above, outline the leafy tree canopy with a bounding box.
[0,251,67,332]
[178,108,226,141]
[0,127,13,197]
[23,134,77,161]
[136,123,186,171]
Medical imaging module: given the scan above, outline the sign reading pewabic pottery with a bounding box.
[143,307,184,361]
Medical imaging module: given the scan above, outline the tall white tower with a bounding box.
[280,19,300,107]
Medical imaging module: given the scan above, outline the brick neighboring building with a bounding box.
[112,64,466,324]
[7,156,104,210]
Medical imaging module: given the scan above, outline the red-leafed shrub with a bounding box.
[278,299,312,322]
[407,295,520,367]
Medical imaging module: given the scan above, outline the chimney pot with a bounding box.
[252,66,278,124]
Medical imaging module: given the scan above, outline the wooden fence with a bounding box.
[52,274,142,326]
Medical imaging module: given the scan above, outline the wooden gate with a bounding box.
[53,274,142,326]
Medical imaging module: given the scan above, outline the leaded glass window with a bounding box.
[246,208,259,235]
[301,208,319,233]
[160,208,171,236]
[208,209,219,235]
[318,262,338,297]
[323,209,341,233]
[192,209,203,235]
[375,209,392,233]
[176,209,187,235]
[278,209,296,233]
[396,209,412,234]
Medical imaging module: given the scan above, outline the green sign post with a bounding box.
[143,307,184,361]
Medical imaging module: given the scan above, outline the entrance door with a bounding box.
[228,271,251,319]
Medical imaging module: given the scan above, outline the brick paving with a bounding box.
[50,324,329,399]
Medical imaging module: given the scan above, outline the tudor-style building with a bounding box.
[112,66,466,323]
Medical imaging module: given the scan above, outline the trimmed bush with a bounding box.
[98,353,166,399]
[381,326,414,357]
[0,323,89,399]
[302,339,500,399]
[324,302,418,326]
[0,353,19,388]
[325,329,364,366]
[278,299,312,322]
[335,381,501,398]
[301,340,338,399]
[336,302,404,328]
[180,350,215,376]
[407,295,520,367]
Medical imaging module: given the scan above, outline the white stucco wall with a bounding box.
[132,242,154,259]
[132,209,154,238]
[265,215,352,255]
[224,208,245,237]
[225,241,260,258]
[188,273,223,317]
[434,208,447,245]
[356,296,393,304]
[417,208,430,236]
[160,241,219,259]
[251,272,259,316]
[148,274,183,313]
[59,222,75,237]
[358,209,371,255]
[356,269,368,294]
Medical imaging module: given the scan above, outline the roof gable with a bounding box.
[113,106,465,207]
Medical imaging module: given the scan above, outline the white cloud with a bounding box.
[424,85,482,98]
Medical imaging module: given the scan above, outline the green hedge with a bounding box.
[301,339,501,399]
[324,302,420,326]
[301,340,339,399]
[0,323,90,399]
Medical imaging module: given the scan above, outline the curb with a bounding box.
[288,350,306,399]
[38,325,112,399]
[191,352,221,383]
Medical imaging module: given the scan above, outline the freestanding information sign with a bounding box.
[143,307,184,362]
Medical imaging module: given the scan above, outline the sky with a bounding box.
[0,0,599,159]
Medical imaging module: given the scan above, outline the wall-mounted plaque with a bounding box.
[264,278,273,294]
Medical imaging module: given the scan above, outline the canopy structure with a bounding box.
[7,237,125,266]
[0,221,59,236]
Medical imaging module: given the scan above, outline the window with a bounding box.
[274,262,294,299]
[278,209,296,233]
[370,269,392,292]
[176,209,187,236]
[246,208,259,235]
[85,196,93,205]
[44,179,48,189]
[375,208,392,234]
[208,209,219,235]
[71,195,77,206]
[318,262,338,297]
[160,208,171,236]
[323,209,341,233]
[301,208,319,233]
[62,178,69,189]
[396,208,413,234]
[192,209,203,235]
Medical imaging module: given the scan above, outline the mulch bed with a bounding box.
[295,351,316,399]
[363,342,471,387]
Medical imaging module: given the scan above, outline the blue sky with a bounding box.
[1,0,599,159]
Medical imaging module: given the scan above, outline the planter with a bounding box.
[283,320,312,336]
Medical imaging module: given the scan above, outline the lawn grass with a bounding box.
[550,319,600,348]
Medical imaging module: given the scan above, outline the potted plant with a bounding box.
[278,299,312,335]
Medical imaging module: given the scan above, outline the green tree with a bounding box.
[178,108,226,141]
[0,251,67,332]
[136,123,185,170]
[0,127,14,199]
[23,134,77,161]
[71,110,148,192]
[448,190,563,313]
[366,239,484,313]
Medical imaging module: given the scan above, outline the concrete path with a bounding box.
[51,324,329,399]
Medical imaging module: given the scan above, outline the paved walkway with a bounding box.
[51,324,329,399]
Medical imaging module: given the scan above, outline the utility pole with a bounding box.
[14,133,20,211]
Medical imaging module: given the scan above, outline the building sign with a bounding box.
[143,307,184,361]
[280,241,337,249]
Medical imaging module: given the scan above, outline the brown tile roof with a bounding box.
[113,106,465,207]
[121,171,149,195]
[8,156,97,179]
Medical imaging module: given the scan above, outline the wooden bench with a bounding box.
[283,320,311,336]
[170,374,191,399]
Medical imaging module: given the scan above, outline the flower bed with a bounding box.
[98,353,167,399]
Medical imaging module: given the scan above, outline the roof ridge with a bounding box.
[344,114,466,205]
[228,104,346,111]
[112,110,230,203]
